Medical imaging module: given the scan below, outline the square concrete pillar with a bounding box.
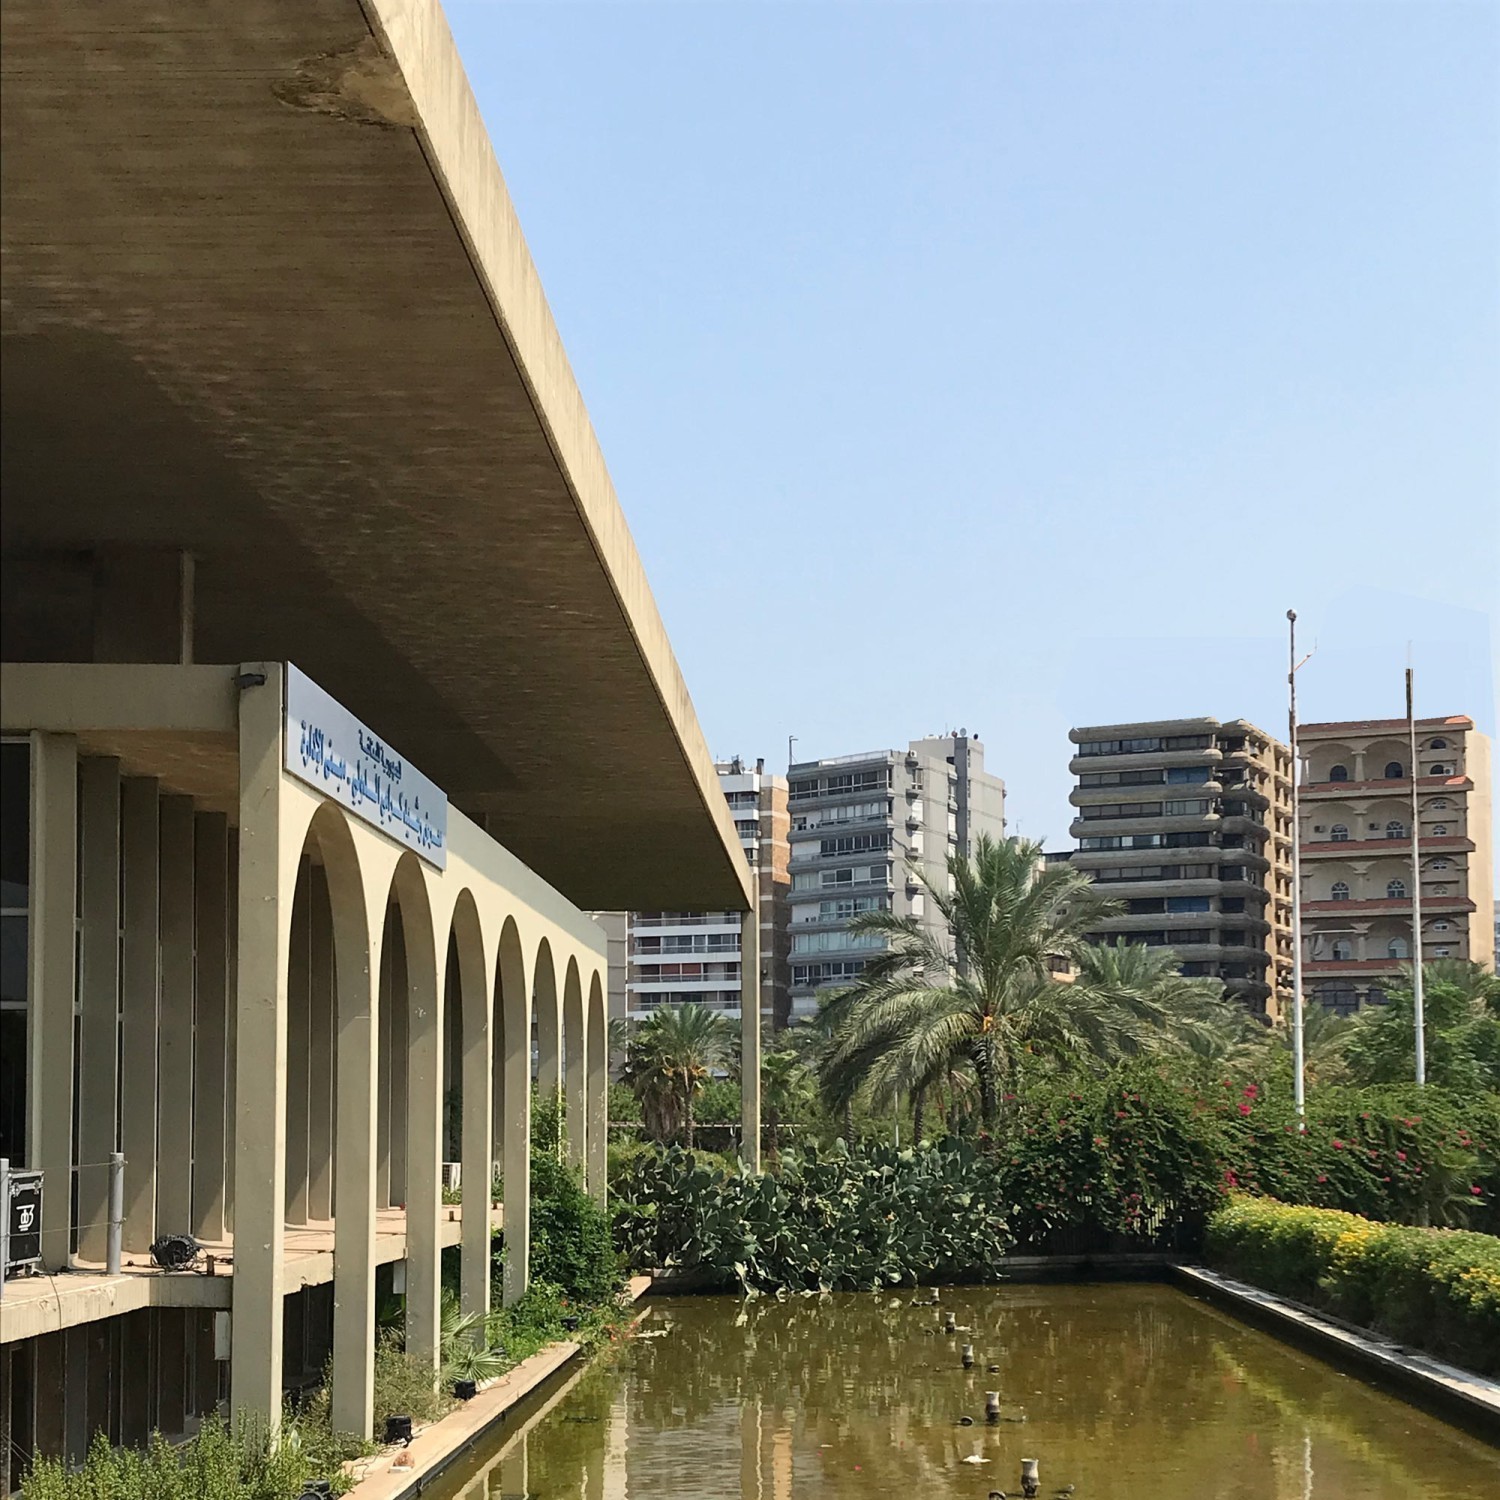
[28,732,77,1271]
[285,861,312,1227]
[156,795,196,1235]
[308,874,335,1221]
[459,978,493,1325]
[740,906,761,1174]
[331,888,377,1437]
[500,1015,530,1307]
[586,1012,608,1207]
[193,812,231,1242]
[120,778,161,1254]
[76,756,121,1264]
[229,665,290,1432]
[404,939,443,1372]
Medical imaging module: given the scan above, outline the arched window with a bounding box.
[1330,824,1349,841]
[1331,939,1352,961]
[1431,824,1448,837]
[1432,884,1450,896]
[1328,764,1349,782]
[1387,937,1408,960]
[1330,881,1350,901]
[1427,858,1451,870]
[1431,763,1452,775]
[1428,798,1449,810]
[1385,820,1405,839]
[1384,761,1404,779]
[1431,920,1451,931]
[1386,879,1406,900]
[1429,738,1448,750]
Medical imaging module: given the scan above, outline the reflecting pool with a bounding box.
[426,1283,1499,1499]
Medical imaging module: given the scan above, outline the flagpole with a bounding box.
[1288,610,1307,1124]
[1407,665,1426,1085]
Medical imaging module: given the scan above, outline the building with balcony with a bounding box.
[0,0,752,1481]
[786,734,1005,1019]
[1066,718,1294,1016]
[1297,715,1494,1013]
[622,759,792,1029]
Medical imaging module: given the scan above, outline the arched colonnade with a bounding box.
[232,683,608,1439]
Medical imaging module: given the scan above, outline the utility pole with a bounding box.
[1287,610,1311,1125]
[1407,664,1426,1085]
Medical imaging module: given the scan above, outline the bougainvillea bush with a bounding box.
[1205,1196,1500,1374]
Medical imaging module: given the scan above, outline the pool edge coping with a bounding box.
[343,1274,653,1500]
[1169,1262,1500,1445]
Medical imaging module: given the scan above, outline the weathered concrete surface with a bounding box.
[0,0,749,913]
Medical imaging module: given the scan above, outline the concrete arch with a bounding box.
[585,969,608,1204]
[383,853,443,1370]
[533,936,561,1100]
[448,888,494,1325]
[494,916,531,1304]
[296,803,380,1437]
[562,955,587,1170]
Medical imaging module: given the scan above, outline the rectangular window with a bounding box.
[1164,799,1208,816]
[1164,832,1211,848]
[1,739,31,1167]
[1079,801,1163,820]
[1166,896,1210,913]
[1166,767,1212,784]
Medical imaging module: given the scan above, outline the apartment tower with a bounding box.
[624,759,792,1028]
[787,733,1005,1020]
[1067,718,1294,1015]
[1297,715,1494,1012]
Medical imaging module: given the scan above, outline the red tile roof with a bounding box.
[1299,714,1472,734]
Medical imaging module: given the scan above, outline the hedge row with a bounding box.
[1204,1196,1500,1376]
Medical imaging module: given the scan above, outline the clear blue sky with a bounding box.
[448,0,1499,859]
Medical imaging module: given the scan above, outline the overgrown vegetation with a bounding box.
[21,1413,360,1500]
[613,1138,1014,1290]
[1205,1196,1500,1375]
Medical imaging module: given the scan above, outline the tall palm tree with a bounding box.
[819,835,1204,1125]
[620,1003,732,1147]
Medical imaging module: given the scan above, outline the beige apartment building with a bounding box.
[0,0,751,1485]
[1068,718,1294,1016]
[1298,715,1495,1012]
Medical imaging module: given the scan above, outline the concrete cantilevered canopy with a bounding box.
[0,0,750,911]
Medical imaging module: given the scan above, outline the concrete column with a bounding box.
[76,757,121,1264]
[331,851,376,1439]
[28,732,77,1270]
[564,999,587,1173]
[229,664,289,1432]
[501,996,530,1307]
[308,874,335,1220]
[586,993,608,1207]
[535,993,560,1101]
[376,924,393,1209]
[285,862,311,1226]
[389,935,408,1207]
[404,913,443,1373]
[740,906,761,1173]
[459,953,493,1326]
[156,795,196,1234]
[192,812,230,1241]
[120,778,161,1254]
[224,827,238,1234]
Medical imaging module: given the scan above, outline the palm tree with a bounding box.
[1072,941,1241,1055]
[819,835,1206,1126]
[620,1003,732,1147]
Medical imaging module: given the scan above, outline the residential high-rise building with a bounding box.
[786,733,1005,1020]
[1066,718,1294,1016]
[1297,715,1494,1013]
[622,759,791,1028]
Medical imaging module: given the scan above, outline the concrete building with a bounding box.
[0,0,752,1482]
[624,759,791,1030]
[786,734,1005,1019]
[1067,718,1294,1016]
[1297,715,1495,1013]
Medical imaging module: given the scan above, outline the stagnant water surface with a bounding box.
[428,1284,1498,1499]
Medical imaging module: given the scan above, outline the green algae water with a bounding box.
[426,1284,1498,1499]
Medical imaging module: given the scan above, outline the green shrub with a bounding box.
[21,1413,357,1500]
[1205,1196,1500,1375]
[522,1146,621,1306]
[612,1138,1014,1291]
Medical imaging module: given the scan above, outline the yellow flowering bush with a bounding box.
[1205,1195,1500,1375]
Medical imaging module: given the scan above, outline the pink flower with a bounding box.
[1396,1151,1407,1162]
[1471,1186,1483,1196]
[1238,1103,1252,1116]
[1316,1174,1328,1184]
[1332,1140,1345,1150]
